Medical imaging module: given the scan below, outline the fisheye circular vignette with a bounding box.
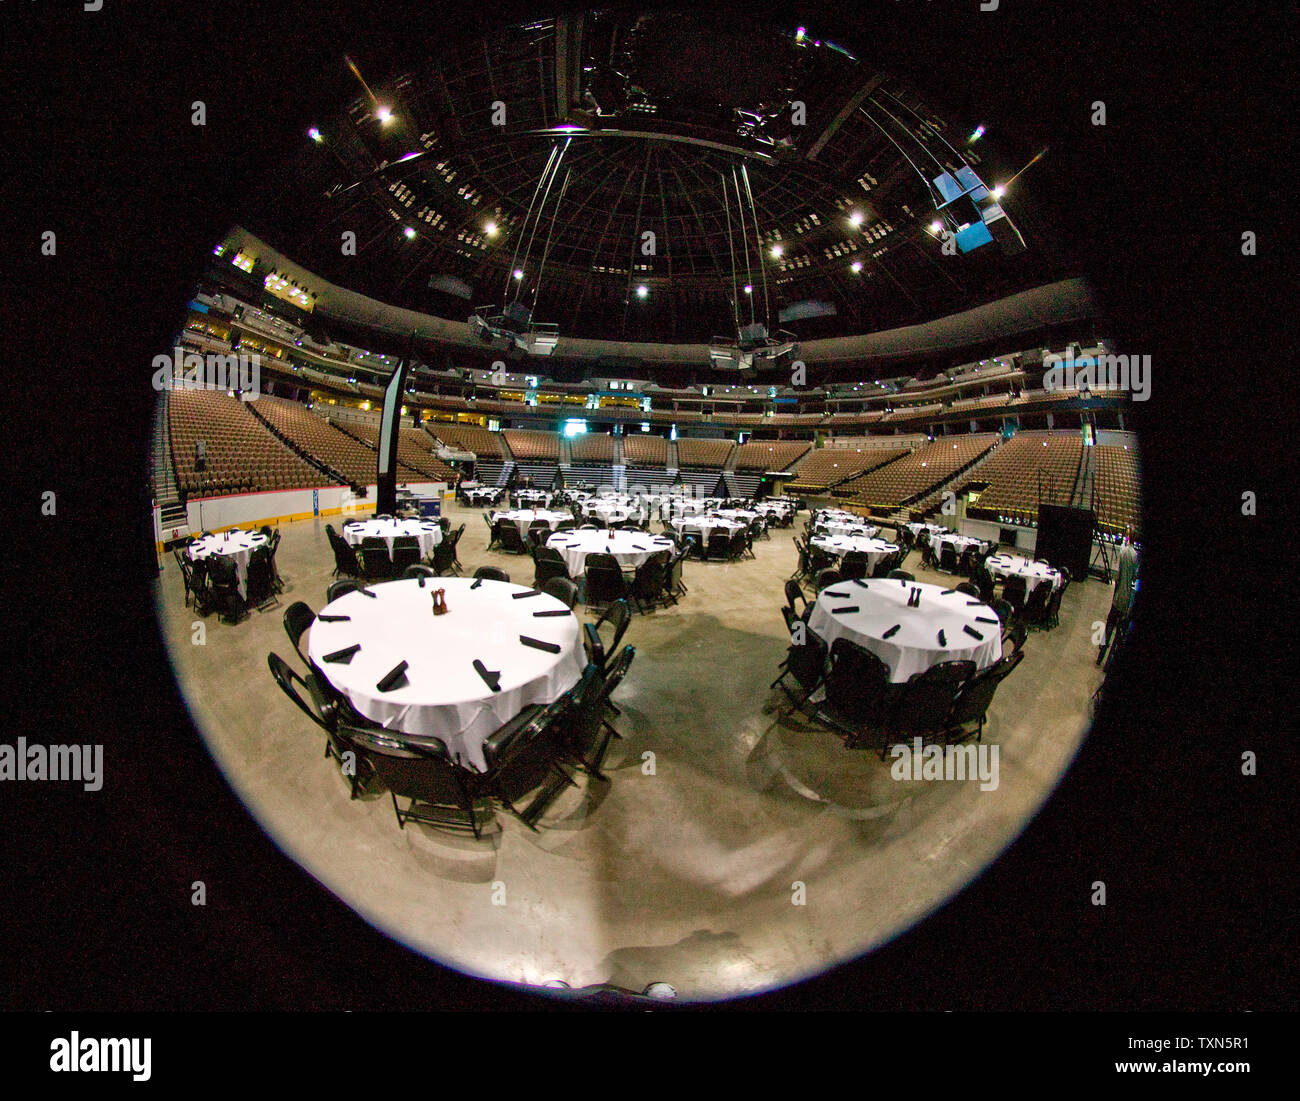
[150,9,1142,1002]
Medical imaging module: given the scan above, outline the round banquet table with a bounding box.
[806,577,1003,683]
[986,553,1064,593]
[464,487,505,505]
[307,577,585,772]
[930,532,987,560]
[810,534,900,574]
[582,501,637,524]
[816,519,880,538]
[670,516,745,537]
[714,508,758,524]
[490,508,572,538]
[187,530,268,598]
[343,518,442,560]
[907,522,951,538]
[546,529,675,577]
[512,489,552,507]
[816,508,862,524]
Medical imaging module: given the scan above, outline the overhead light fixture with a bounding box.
[770,244,783,258]
[513,269,524,280]
[969,124,986,142]
[743,284,753,294]
[403,226,416,239]
[991,185,1005,200]
[795,26,806,42]
[850,261,862,273]
[636,285,648,298]
[930,220,943,234]
[376,106,393,124]
[848,211,864,227]
[484,221,498,236]
[308,127,322,142]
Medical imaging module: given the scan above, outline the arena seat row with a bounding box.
[252,395,390,487]
[950,432,1083,520]
[424,422,505,457]
[785,446,911,494]
[675,438,735,469]
[840,433,998,509]
[733,440,812,472]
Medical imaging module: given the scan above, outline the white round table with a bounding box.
[306,577,585,773]
[343,518,442,560]
[582,501,637,524]
[187,530,268,598]
[512,489,552,507]
[671,516,745,537]
[907,522,951,538]
[930,532,988,561]
[807,577,1003,683]
[490,508,572,538]
[714,509,759,524]
[464,487,505,505]
[986,553,1064,593]
[546,530,675,577]
[810,535,900,574]
[816,519,880,538]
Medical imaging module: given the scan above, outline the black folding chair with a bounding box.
[818,638,894,749]
[540,577,579,609]
[583,599,632,676]
[879,661,976,760]
[946,650,1025,744]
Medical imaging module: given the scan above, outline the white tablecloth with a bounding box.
[671,516,744,537]
[464,487,505,505]
[810,535,899,574]
[816,509,862,524]
[512,489,552,506]
[582,501,637,524]
[307,577,585,772]
[986,553,1064,593]
[714,509,758,524]
[546,530,675,576]
[188,531,268,598]
[816,519,880,538]
[931,533,987,560]
[490,508,572,538]
[907,522,951,538]
[343,518,442,560]
[807,578,1002,683]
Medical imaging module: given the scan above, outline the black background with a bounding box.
[0,0,1290,1028]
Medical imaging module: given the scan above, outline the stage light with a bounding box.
[848,211,863,227]
[771,244,783,258]
[970,124,986,142]
[795,26,806,41]
[403,226,416,239]
[930,220,943,234]
[308,127,322,142]
[991,185,1005,200]
[513,269,524,279]
[484,221,498,236]
[743,284,752,294]
[850,260,862,273]
[376,106,393,124]
[636,285,648,298]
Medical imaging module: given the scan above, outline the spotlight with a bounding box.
[636,285,648,298]
[403,226,416,239]
[770,244,783,258]
[850,261,862,273]
[484,221,498,236]
[930,220,943,234]
[743,284,752,294]
[991,185,1005,200]
[969,124,986,142]
[376,106,393,124]
[513,269,524,280]
[795,27,806,42]
[848,211,863,227]
[308,127,322,142]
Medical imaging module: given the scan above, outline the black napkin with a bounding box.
[376,661,408,691]
[937,630,947,647]
[963,625,984,640]
[823,590,850,599]
[512,589,542,600]
[519,635,561,654]
[473,660,501,692]
[417,576,426,588]
[830,606,860,615]
[940,588,957,595]
[853,578,869,588]
[974,616,1000,624]
[882,623,902,638]
[317,614,351,623]
[533,609,570,618]
[470,577,483,590]
[965,599,982,606]
[356,585,377,598]
[323,644,360,664]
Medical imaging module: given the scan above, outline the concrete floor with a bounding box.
[155,501,1109,1001]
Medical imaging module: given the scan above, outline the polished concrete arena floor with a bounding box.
[155,502,1110,1001]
